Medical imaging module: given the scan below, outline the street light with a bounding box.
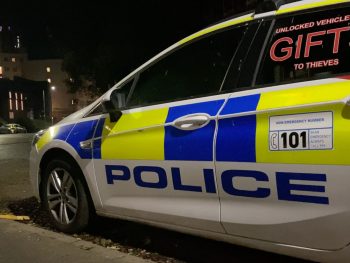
[42,89,46,119]
[43,86,56,120]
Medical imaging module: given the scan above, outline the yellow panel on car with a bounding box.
[178,14,253,45]
[101,108,168,160]
[36,126,59,151]
[256,81,350,165]
[277,0,350,15]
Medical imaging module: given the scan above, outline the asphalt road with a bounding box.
[0,134,309,263]
[0,133,34,212]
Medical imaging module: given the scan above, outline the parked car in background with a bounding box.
[0,124,27,134]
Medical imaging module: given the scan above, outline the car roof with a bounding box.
[276,0,350,15]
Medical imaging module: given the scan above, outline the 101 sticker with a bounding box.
[269,112,333,151]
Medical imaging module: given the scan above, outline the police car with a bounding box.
[30,0,350,261]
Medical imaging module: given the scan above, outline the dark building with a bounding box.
[0,20,24,53]
[0,77,51,123]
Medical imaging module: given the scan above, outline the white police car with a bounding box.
[30,0,350,261]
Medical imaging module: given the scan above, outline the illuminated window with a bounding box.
[11,57,15,62]
[46,67,51,73]
[0,66,3,75]
[47,78,51,83]
[15,93,18,110]
[16,36,20,49]
[20,93,24,111]
[8,91,12,110]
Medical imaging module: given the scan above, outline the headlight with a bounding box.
[32,129,46,146]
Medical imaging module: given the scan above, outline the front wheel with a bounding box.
[41,159,91,233]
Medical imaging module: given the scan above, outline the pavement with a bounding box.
[0,219,151,263]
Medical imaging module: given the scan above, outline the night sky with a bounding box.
[0,1,257,90]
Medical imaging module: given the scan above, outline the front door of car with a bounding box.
[94,96,226,232]
[215,7,350,250]
[92,23,249,232]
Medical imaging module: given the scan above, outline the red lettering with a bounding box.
[295,34,303,59]
[270,37,293,62]
[327,26,350,53]
[304,31,326,58]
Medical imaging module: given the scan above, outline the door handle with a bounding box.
[172,114,211,131]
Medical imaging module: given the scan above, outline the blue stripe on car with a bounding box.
[164,100,224,161]
[66,120,99,159]
[216,94,260,162]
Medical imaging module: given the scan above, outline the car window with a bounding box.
[85,103,104,117]
[84,79,134,118]
[128,25,248,108]
[220,21,271,92]
[110,79,134,109]
[257,6,350,85]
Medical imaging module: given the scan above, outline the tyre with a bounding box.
[41,158,91,233]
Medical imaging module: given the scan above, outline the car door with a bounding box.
[216,5,350,250]
[92,22,252,232]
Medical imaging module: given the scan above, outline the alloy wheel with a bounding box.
[46,168,78,224]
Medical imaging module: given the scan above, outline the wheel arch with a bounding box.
[39,148,96,212]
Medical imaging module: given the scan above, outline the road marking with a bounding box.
[0,214,30,221]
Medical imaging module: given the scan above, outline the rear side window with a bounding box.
[128,25,247,107]
[257,7,350,85]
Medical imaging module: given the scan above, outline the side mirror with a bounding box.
[101,100,122,123]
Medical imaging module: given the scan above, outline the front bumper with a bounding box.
[29,146,40,199]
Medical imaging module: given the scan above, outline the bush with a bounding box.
[32,119,52,131]
[4,117,51,133]
[14,117,37,133]
[0,117,5,126]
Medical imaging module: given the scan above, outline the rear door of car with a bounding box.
[216,4,350,250]
[92,20,255,232]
